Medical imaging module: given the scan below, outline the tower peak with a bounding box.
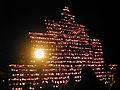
[63,5,70,12]
[64,6,69,9]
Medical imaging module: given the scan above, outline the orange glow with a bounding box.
[34,49,44,59]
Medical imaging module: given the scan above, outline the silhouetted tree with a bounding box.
[42,80,53,90]
[66,74,76,90]
[110,69,120,90]
[75,66,108,90]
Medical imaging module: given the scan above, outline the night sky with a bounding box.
[0,0,118,72]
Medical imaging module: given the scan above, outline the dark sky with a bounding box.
[0,0,118,72]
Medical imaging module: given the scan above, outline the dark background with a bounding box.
[0,0,117,73]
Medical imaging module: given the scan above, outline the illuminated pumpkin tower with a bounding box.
[29,6,117,88]
[8,64,39,90]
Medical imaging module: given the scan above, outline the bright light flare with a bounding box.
[34,49,44,59]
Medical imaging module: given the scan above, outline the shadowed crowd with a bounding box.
[0,66,120,90]
[40,66,120,90]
